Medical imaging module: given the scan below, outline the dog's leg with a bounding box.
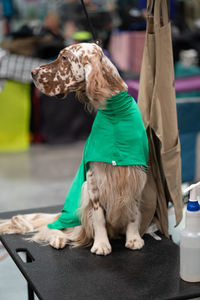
[30,226,69,249]
[87,170,112,255]
[125,208,144,250]
[91,205,112,255]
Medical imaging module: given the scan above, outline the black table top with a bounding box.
[1,206,200,300]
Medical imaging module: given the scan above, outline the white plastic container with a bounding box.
[180,182,200,282]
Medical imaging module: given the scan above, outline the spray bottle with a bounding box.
[180,181,200,282]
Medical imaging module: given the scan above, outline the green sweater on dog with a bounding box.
[48,90,148,230]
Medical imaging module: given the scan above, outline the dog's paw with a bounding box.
[125,236,144,250]
[50,236,66,249]
[91,241,112,256]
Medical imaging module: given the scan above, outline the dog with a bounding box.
[0,43,147,255]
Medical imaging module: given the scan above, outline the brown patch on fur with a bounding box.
[93,198,99,205]
[92,198,100,210]
[61,49,77,63]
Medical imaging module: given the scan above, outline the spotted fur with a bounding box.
[32,43,127,110]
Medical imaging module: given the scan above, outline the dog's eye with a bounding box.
[62,56,68,61]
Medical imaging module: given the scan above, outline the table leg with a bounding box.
[28,284,35,300]
[26,252,35,300]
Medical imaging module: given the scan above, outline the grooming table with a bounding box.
[1,206,200,300]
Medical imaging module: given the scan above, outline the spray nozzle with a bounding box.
[184,181,200,211]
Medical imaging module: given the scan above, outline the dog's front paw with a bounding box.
[125,236,144,250]
[50,236,66,249]
[91,241,112,256]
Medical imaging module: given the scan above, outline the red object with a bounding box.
[3,18,10,35]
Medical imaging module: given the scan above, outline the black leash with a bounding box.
[80,0,101,45]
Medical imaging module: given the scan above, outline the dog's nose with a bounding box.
[31,68,39,78]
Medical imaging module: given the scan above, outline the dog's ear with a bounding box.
[84,49,111,109]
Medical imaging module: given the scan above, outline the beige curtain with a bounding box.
[138,0,183,237]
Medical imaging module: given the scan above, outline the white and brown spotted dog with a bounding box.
[0,43,146,255]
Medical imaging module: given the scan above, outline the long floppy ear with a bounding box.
[84,51,111,109]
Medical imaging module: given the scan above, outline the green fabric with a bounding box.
[48,90,148,230]
[0,80,30,152]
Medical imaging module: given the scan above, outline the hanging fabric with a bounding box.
[138,0,183,237]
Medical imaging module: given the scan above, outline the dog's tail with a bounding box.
[0,212,93,249]
[0,213,60,235]
[0,183,94,248]
[0,182,93,249]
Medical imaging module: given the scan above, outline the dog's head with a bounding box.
[32,43,126,109]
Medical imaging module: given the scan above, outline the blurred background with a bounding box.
[0,0,200,299]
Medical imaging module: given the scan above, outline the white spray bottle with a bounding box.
[180,181,200,282]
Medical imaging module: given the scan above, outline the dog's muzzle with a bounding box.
[31,68,39,80]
